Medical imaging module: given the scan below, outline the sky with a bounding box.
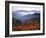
[12,6,40,17]
[12,6,40,11]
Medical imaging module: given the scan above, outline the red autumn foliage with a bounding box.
[12,21,40,31]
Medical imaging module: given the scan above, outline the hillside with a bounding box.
[12,10,40,31]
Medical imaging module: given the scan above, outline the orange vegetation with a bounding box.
[12,21,40,31]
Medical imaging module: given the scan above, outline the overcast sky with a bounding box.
[12,6,40,17]
[12,6,40,11]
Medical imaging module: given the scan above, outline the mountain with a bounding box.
[19,13,40,24]
[12,10,40,20]
[12,13,40,24]
[12,10,40,24]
